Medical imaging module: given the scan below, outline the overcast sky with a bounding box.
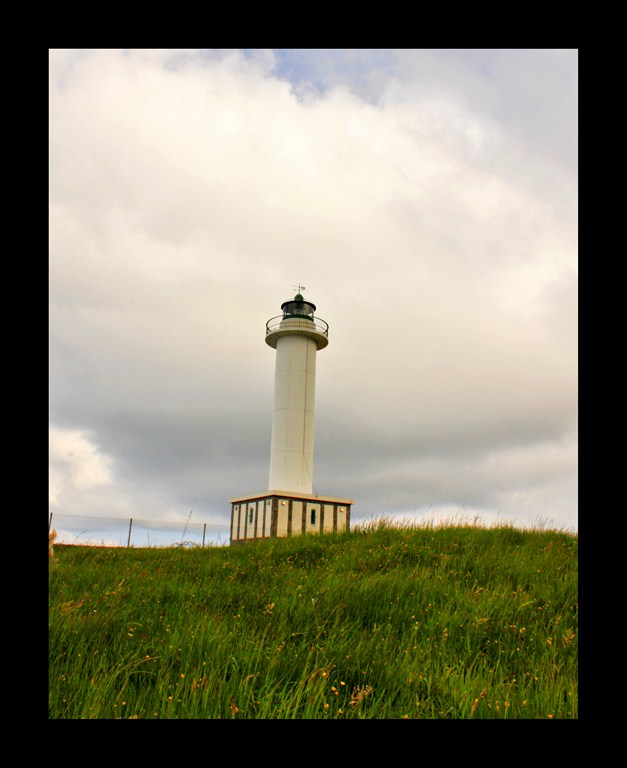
[49,49,578,544]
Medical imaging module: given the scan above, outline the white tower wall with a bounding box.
[269,332,318,493]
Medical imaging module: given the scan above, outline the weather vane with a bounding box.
[293,283,306,294]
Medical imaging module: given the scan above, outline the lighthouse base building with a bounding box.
[229,491,352,545]
[229,290,353,546]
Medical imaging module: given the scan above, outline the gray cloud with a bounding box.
[49,49,578,539]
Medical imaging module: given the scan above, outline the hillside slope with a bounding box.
[48,523,578,718]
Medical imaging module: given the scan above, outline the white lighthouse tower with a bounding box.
[266,290,327,494]
[229,288,353,545]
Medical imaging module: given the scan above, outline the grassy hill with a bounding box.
[48,520,578,719]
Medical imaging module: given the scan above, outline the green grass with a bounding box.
[48,520,577,719]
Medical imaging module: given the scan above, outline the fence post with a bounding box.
[202,523,207,548]
[49,512,53,532]
[127,518,133,547]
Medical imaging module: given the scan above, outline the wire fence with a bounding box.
[48,512,232,548]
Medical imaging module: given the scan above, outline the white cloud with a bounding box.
[49,427,113,503]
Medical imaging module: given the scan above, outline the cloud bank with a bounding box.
[49,49,577,540]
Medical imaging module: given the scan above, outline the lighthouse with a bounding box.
[229,288,353,545]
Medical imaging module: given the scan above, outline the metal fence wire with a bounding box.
[48,512,231,548]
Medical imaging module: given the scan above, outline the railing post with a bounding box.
[49,512,53,532]
[202,523,207,548]
[127,518,133,547]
